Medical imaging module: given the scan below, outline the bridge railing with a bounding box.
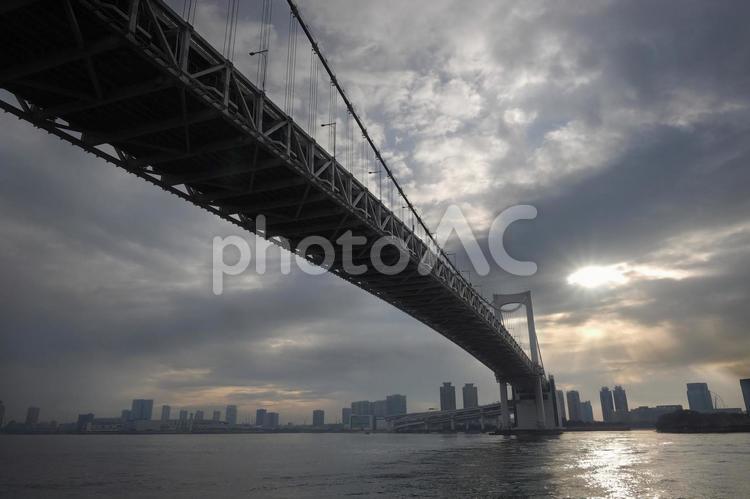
[72,0,536,372]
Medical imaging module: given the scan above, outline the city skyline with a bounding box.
[6,377,749,427]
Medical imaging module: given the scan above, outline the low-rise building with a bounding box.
[90,418,125,432]
[350,414,373,431]
[629,405,683,426]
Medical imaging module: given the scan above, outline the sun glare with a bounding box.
[567,265,628,289]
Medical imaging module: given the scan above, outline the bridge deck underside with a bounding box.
[0,0,536,382]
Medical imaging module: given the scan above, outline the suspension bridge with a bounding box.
[0,0,560,430]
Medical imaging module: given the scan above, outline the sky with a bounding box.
[1,0,750,424]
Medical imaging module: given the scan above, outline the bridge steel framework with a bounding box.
[0,0,542,384]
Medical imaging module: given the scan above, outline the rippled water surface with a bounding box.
[1,431,748,497]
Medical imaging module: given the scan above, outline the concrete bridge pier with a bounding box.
[497,378,511,430]
[534,375,546,427]
[512,375,559,430]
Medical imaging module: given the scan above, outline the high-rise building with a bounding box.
[566,391,582,421]
[351,400,372,416]
[256,408,267,426]
[556,390,567,424]
[686,383,714,412]
[312,409,325,426]
[212,410,221,421]
[342,407,352,427]
[121,409,131,422]
[386,394,407,416]
[194,410,205,421]
[226,405,238,425]
[265,412,279,428]
[25,406,40,426]
[160,405,171,421]
[0,400,5,428]
[179,410,188,421]
[581,401,594,422]
[372,400,387,417]
[440,382,456,411]
[130,399,154,421]
[613,386,629,415]
[600,387,615,422]
[462,383,479,409]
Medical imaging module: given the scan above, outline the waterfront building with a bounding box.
[120,409,131,422]
[133,420,163,432]
[90,418,124,432]
[372,400,387,417]
[0,400,5,427]
[740,379,750,414]
[76,413,94,432]
[342,407,352,427]
[226,405,238,425]
[462,383,479,409]
[212,410,221,421]
[25,406,40,425]
[555,390,568,424]
[265,412,279,428]
[556,390,567,424]
[600,387,615,422]
[712,408,743,414]
[179,410,188,421]
[349,414,373,431]
[312,409,325,427]
[351,400,372,416]
[256,408,267,427]
[160,405,171,421]
[440,382,456,411]
[686,383,714,412]
[566,390,582,421]
[130,399,153,421]
[613,386,629,414]
[581,401,594,422]
[386,394,407,416]
[194,410,204,421]
[629,405,683,426]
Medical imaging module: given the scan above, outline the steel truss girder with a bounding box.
[0,35,122,83]
[160,158,284,186]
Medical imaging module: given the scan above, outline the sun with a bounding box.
[567,265,628,289]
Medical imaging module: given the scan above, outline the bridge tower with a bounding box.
[493,292,562,431]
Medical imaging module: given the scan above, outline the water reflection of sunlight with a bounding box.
[574,436,652,498]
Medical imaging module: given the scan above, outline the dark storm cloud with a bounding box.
[2,0,750,421]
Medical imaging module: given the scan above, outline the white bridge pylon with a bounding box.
[493,291,562,431]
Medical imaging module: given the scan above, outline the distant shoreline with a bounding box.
[657,427,750,434]
[655,410,750,433]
